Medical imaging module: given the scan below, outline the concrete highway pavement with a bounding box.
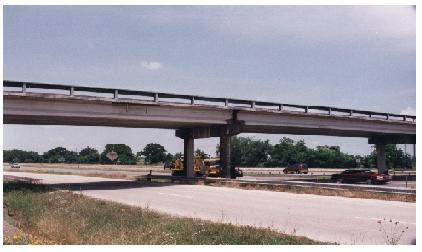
[4,166,168,178]
[5,164,415,190]
[4,172,416,244]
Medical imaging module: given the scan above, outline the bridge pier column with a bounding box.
[376,143,387,174]
[413,144,416,167]
[184,136,195,178]
[220,130,232,179]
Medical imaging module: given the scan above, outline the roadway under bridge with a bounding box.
[3,80,416,177]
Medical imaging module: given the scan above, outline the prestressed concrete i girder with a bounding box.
[4,92,416,141]
[3,92,233,129]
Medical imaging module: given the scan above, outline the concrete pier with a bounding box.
[184,136,194,177]
[220,132,232,178]
[376,143,387,174]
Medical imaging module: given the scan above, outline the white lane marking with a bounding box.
[158,192,193,199]
[354,217,416,225]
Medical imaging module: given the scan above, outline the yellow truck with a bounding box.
[171,156,243,178]
[171,156,222,177]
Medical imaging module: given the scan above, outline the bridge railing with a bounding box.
[3,80,416,123]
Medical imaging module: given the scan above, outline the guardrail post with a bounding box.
[70,87,75,97]
[147,170,152,182]
[114,90,119,100]
[22,83,27,93]
[305,106,308,113]
[190,96,195,105]
[328,107,331,115]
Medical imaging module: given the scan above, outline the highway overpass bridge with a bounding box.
[3,80,416,177]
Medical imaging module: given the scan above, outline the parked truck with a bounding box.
[170,156,242,178]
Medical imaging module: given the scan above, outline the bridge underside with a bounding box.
[4,114,211,129]
[4,92,416,139]
[4,92,416,177]
[5,114,416,142]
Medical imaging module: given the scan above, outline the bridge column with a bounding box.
[184,136,195,177]
[376,143,387,174]
[220,129,231,179]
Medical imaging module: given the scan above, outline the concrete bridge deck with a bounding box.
[4,80,415,138]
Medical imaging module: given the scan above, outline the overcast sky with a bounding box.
[3,5,416,156]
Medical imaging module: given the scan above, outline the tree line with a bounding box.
[226,136,414,169]
[4,144,173,165]
[3,137,414,169]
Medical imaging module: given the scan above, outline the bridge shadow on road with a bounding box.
[51,180,178,192]
[4,175,179,192]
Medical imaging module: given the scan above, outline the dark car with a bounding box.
[163,162,175,170]
[283,163,308,174]
[331,169,391,184]
[230,164,243,178]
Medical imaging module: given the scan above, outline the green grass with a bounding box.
[3,181,328,245]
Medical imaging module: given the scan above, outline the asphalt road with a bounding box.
[4,172,415,244]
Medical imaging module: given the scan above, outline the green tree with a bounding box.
[100,144,136,165]
[78,146,100,164]
[229,136,272,167]
[195,148,207,158]
[306,147,356,168]
[140,143,168,164]
[266,138,307,167]
[3,149,43,163]
[43,147,78,163]
[174,152,183,160]
[366,144,413,169]
[164,153,174,163]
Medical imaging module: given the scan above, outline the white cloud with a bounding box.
[400,106,416,116]
[141,61,163,70]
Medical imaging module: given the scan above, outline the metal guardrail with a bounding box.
[4,80,416,122]
[139,174,415,194]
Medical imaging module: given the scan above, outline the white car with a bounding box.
[10,163,20,168]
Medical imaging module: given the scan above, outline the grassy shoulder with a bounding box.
[3,181,328,245]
